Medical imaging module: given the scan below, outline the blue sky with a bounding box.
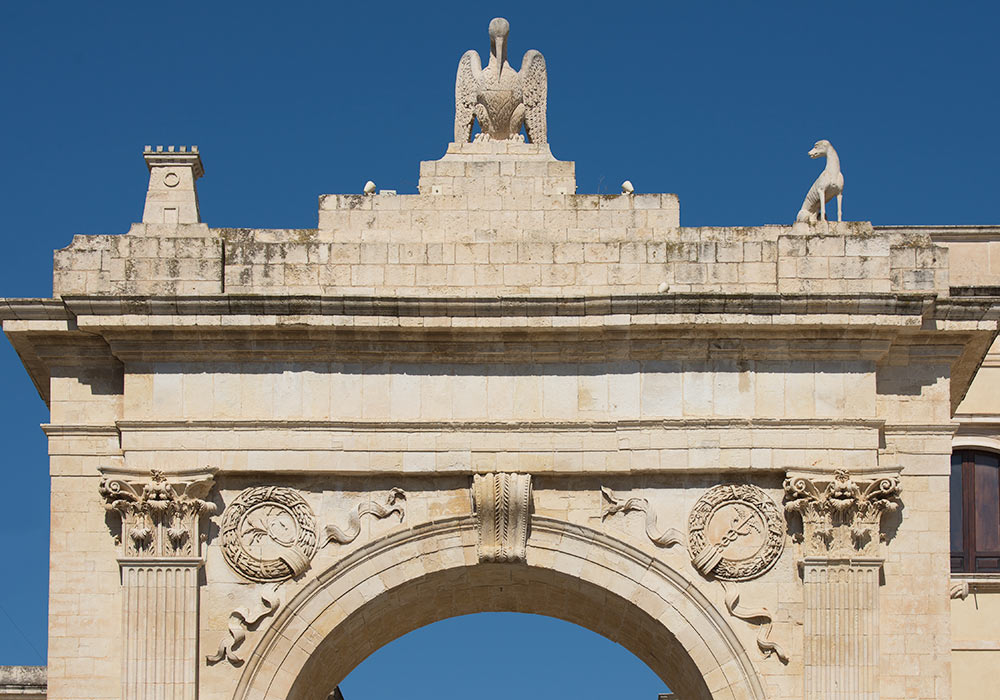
[0,0,997,693]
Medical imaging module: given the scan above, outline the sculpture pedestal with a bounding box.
[418,141,575,196]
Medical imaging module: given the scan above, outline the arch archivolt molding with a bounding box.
[952,435,1000,453]
[232,512,768,700]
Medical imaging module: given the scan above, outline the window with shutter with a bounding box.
[951,450,1000,573]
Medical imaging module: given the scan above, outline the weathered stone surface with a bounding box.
[141,146,204,226]
[4,18,1000,700]
[455,18,546,144]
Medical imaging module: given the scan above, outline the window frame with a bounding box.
[952,449,1000,574]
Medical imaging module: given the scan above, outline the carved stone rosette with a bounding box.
[688,484,785,581]
[220,486,318,582]
[783,469,901,557]
[472,473,532,563]
[99,469,217,558]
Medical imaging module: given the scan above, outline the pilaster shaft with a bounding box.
[785,470,902,700]
[120,559,202,700]
[802,557,881,700]
[100,470,216,700]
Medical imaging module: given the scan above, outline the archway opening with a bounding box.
[287,563,712,700]
[239,517,763,700]
[339,612,669,699]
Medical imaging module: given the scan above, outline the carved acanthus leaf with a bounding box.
[784,470,901,557]
[99,469,217,558]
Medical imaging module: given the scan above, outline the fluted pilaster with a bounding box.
[121,560,201,700]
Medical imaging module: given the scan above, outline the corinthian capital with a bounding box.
[783,470,901,557]
[99,469,217,559]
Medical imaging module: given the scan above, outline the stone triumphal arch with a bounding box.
[2,16,998,700]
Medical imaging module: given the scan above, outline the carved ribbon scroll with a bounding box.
[322,488,406,547]
[601,487,684,547]
[206,585,281,666]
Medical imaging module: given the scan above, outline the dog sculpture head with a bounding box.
[808,140,833,159]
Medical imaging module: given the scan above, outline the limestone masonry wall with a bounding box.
[53,222,947,298]
[11,135,998,700]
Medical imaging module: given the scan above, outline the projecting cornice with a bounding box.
[59,292,937,319]
[2,292,997,409]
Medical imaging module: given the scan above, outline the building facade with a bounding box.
[2,18,999,700]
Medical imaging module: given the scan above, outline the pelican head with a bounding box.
[808,140,832,159]
[488,17,510,67]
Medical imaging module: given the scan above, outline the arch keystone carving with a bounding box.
[472,473,532,563]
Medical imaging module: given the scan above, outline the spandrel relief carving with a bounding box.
[601,487,684,548]
[601,482,788,662]
[220,486,318,582]
[206,584,281,666]
[687,484,785,581]
[322,488,406,547]
[722,582,789,663]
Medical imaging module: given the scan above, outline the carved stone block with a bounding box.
[472,473,532,563]
[99,469,216,559]
[219,486,318,582]
[784,470,901,558]
[688,484,785,581]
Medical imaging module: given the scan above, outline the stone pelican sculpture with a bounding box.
[454,17,547,144]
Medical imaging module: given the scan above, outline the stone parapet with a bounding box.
[0,666,46,699]
[316,191,680,242]
[51,222,948,298]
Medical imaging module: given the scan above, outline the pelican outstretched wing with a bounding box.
[455,50,482,143]
[520,49,547,144]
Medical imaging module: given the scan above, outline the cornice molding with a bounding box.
[877,224,1000,243]
[951,573,1000,595]
[62,292,937,319]
[116,417,887,433]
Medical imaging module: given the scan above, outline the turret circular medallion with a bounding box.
[220,486,317,582]
[687,484,784,581]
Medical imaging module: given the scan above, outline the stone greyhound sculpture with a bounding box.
[796,139,844,224]
[455,17,547,144]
